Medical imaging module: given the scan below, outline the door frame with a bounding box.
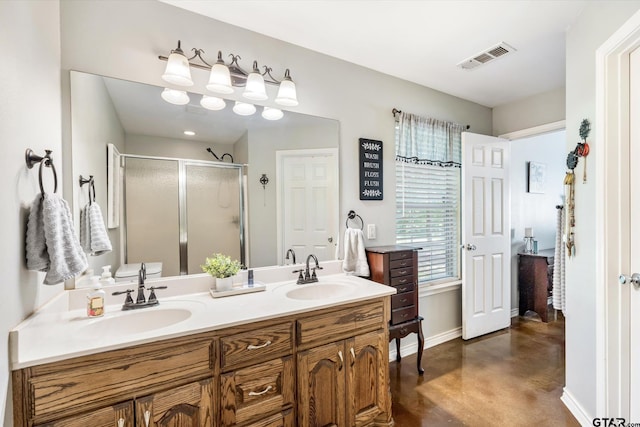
[596,9,640,419]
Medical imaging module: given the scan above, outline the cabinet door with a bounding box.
[346,330,389,427]
[136,378,214,427]
[297,341,346,427]
[36,401,133,427]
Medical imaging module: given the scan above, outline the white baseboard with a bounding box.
[389,327,462,361]
[561,387,592,426]
[511,308,519,318]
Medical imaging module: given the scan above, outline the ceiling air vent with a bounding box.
[457,42,516,70]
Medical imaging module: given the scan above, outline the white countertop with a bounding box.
[10,270,395,370]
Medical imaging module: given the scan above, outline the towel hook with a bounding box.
[346,210,364,230]
[79,175,96,205]
[26,149,58,198]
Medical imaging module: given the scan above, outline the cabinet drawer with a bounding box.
[390,258,413,270]
[391,292,417,310]
[390,267,413,278]
[297,301,384,346]
[391,305,417,325]
[393,282,415,294]
[26,336,213,423]
[391,275,414,288]
[243,408,295,427]
[221,356,294,426]
[389,250,413,261]
[221,323,293,371]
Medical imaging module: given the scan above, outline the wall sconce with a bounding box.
[159,40,297,119]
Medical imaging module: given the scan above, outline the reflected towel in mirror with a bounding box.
[80,202,112,256]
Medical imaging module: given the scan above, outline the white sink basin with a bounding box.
[285,283,356,300]
[79,307,192,337]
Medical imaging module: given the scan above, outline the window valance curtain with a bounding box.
[395,112,465,167]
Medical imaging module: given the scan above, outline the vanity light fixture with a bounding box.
[159,40,299,114]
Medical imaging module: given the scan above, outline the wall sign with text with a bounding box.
[359,138,383,200]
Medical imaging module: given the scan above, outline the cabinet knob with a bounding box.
[144,410,151,427]
[248,385,273,396]
[338,350,344,371]
[247,340,272,350]
[350,347,356,367]
[117,419,125,427]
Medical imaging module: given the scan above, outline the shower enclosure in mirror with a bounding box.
[69,70,339,283]
[120,154,244,277]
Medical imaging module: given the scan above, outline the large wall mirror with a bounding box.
[69,71,339,283]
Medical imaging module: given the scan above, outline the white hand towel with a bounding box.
[87,202,112,255]
[342,228,370,277]
[26,193,88,285]
[79,204,89,254]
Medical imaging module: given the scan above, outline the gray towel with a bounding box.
[26,193,88,285]
[80,202,112,256]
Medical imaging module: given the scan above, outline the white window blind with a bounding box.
[396,161,460,283]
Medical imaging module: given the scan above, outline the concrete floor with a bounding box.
[389,312,579,426]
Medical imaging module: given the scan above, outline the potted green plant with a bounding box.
[201,253,242,291]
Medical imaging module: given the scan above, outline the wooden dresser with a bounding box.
[366,245,424,374]
[518,249,555,322]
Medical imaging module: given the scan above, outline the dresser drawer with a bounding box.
[221,356,294,425]
[391,292,417,310]
[389,250,413,261]
[221,323,293,371]
[391,305,418,325]
[297,301,384,347]
[390,267,413,278]
[391,275,414,288]
[390,258,413,270]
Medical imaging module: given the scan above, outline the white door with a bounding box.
[276,149,338,264]
[461,132,511,340]
[629,46,640,420]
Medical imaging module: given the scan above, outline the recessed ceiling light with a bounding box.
[183,130,196,136]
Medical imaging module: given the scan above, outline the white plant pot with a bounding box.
[216,276,234,292]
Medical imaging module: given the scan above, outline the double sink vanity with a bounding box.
[10,261,396,427]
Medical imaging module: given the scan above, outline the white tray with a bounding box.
[209,282,266,298]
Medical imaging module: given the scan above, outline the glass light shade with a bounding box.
[262,107,284,121]
[161,88,190,105]
[162,52,193,87]
[243,72,268,101]
[275,78,298,106]
[206,63,234,94]
[200,95,226,111]
[232,101,256,116]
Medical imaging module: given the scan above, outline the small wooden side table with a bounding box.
[366,245,424,375]
[517,249,555,322]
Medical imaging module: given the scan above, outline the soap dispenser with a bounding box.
[87,276,105,317]
[99,265,116,286]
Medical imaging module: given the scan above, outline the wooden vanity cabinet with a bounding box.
[14,298,392,427]
[296,301,391,427]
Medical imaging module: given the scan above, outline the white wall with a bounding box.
[59,1,492,344]
[125,133,228,161]
[565,0,640,420]
[492,88,566,136]
[0,1,62,424]
[509,130,566,310]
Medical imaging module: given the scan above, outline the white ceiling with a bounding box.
[159,0,586,108]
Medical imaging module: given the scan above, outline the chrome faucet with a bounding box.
[285,248,296,265]
[293,254,323,284]
[112,262,167,310]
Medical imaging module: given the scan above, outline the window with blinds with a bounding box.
[396,161,461,284]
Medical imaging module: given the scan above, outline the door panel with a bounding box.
[462,132,511,339]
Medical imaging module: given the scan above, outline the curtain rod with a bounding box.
[392,108,470,130]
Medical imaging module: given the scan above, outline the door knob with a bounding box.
[465,244,477,251]
[618,273,640,287]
